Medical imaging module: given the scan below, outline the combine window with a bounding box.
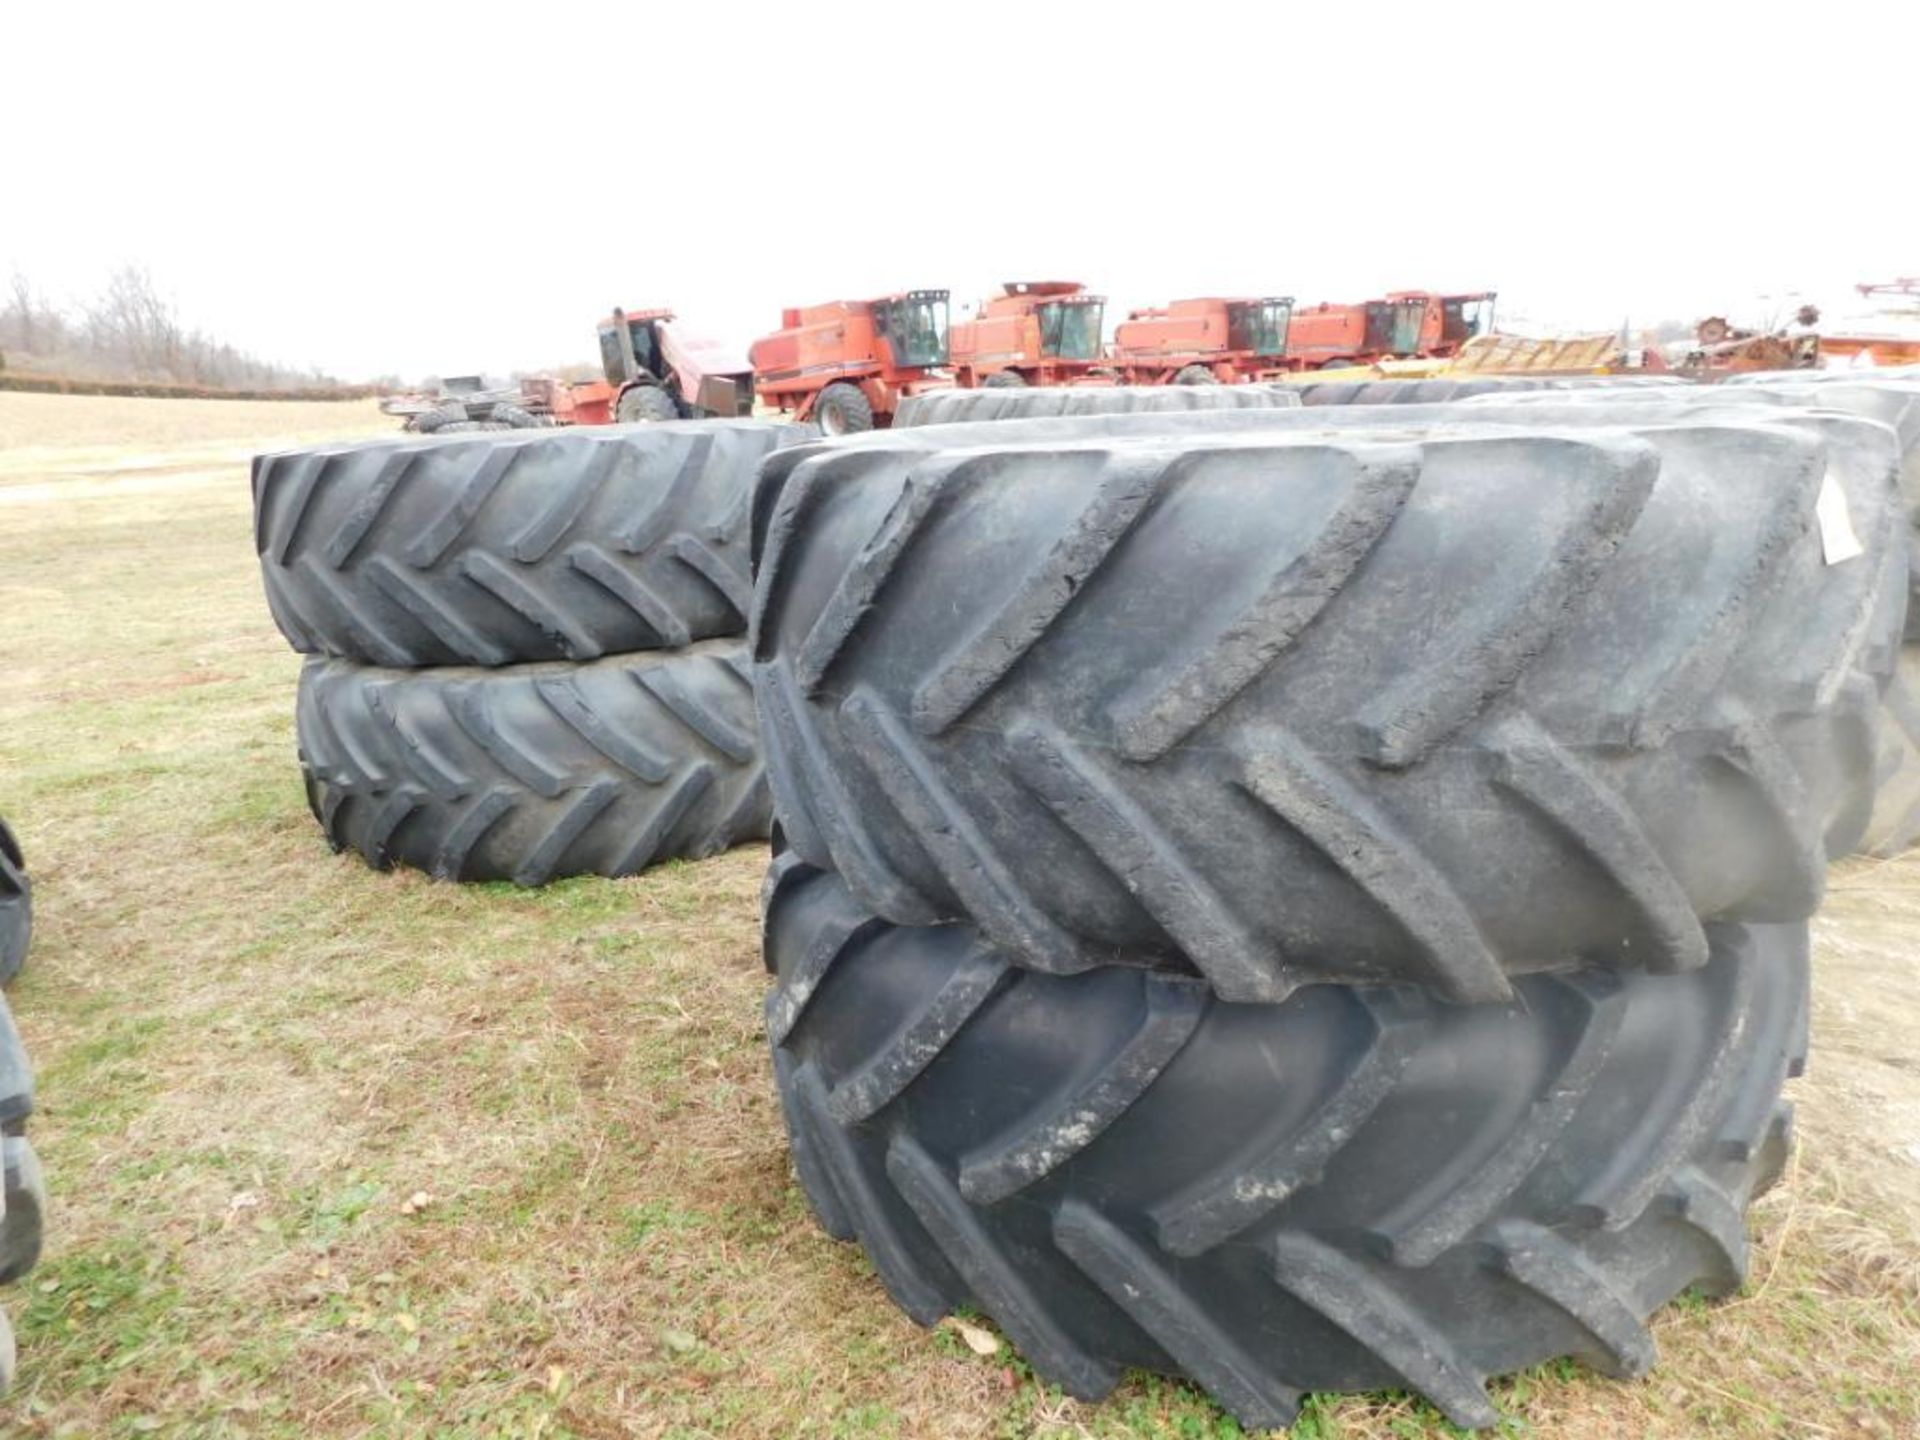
[1441,296,1494,346]
[876,292,950,368]
[1227,299,1292,357]
[597,325,626,385]
[627,320,662,379]
[1039,301,1104,360]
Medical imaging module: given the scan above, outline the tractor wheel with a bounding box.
[298,641,771,885]
[617,385,681,424]
[0,982,48,1373]
[0,821,27,987]
[488,402,541,429]
[815,383,875,436]
[765,858,1806,1432]
[412,401,468,434]
[1172,365,1219,385]
[751,407,1899,1002]
[981,371,1027,389]
[895,384,1299,428]
[254,420,811,667]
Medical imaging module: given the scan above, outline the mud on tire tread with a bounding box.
[298,640,771,884]
[751,407,1901,1001]
[766,861,1806,1432]
[254,419,811,667]
[895,384,1299,428]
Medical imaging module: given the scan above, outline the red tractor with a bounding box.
[1109,296,1295,384]
[566,307,756,425]
[948,281,1108,388]
[1286,291,1496,369]
[750,290,950,433]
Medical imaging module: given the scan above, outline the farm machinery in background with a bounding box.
[948,282,1109,388]
[549,307,754,425]
[1806,280,1920,368]
[381,374,560,431]
[750,291,951,433]
[1283,291,1497,370]
[1109,297,1295,384]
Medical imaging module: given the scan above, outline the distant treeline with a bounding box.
[0,265,347,392]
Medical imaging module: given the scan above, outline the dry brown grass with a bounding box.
[0,391,1916,1438]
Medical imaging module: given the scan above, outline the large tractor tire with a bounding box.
[981,371,1027,389]
[411,401,469,434]
[752,410,1900,1003]
[254,419,810,668]
[765,859,1806,1433]
[894,384,1299,429]
[0,987,47,1391]
[487,402,544,429]
[1860,645,1920,856]
[1172,364,1220,385]
[0,821,26,987]
[298,640,770,885]
[814,383,875,437]
[617,385,681,424]
[1462,378,1920,637]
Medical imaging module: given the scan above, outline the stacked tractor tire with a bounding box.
[252,420,811,884]
[0,817,47,1388]
[1452,376,1920,856]
[748,391,1903,1427]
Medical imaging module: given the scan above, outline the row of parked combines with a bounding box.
[410,283,1496,439]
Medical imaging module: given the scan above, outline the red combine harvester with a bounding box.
[1286,291,1496,369]
[561,307,756,425]
[949,281,1108,388]
[1109,297,1295,384]
[750,290,950,433]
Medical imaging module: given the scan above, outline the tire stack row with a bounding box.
[746,390,1903,1426]
[252,420,811,884]
[0,817,48,1389]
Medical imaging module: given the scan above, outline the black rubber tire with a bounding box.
[617,385,681,424]
[765,859,1806,1432]
[255,419,809,668]
[815,383,875,437]
[752,407,1900,1002]
[488,402,542,429]
[0,984,46,1397]
[1296,375,1693,408]
[894,385,1300,429]
[980,371,1027,389]
[1172,364,1219,385]
[1462,378,1920,638]
[0,820,27,987]
[1861,644,1920,855]
[298,640,770,885]
[412,402,469,434]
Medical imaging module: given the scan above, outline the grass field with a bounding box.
[0,390,1916,1439]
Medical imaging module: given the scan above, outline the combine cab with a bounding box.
[949,281,1108,388]
[1110,297,1294,385]
[1287,291,1496,369]
[583,307,755,425]
[750,290,951,433]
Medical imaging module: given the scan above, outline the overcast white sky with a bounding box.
[8,2,1915,380]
